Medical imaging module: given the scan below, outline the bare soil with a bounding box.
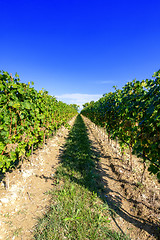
[0,115,160,240]
[83,116,160,240]
[0,117,76,240]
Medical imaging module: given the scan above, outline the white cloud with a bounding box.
[55,93,102,110]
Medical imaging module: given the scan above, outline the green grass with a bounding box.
[34,115,128,240]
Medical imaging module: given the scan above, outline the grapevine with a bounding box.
[0,71,78,173]
[81,70,160,178]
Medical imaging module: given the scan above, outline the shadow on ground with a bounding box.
[57,114,159,240]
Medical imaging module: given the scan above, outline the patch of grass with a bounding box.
[34,115,128,240]
[13,227,22,237]
[136,181,144,189]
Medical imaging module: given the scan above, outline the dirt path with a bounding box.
[0,115,159,240]
[83,116,160,240]
[0,117,76,240]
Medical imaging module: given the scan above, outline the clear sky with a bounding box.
[1,0,160,109]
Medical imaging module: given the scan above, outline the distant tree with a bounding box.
[70,104,79,112]
[83,101,95,108]
[82,102,90,108]
[90,101,95,105]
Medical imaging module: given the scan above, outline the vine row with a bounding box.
[81,70,160,179]
[0,71,78,173]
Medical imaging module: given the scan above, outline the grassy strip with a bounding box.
[34,115,128,240]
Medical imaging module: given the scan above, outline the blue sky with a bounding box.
[1,0,160,109]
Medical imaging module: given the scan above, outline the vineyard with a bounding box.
[0,71,78,173]
[81,70,160,180]
[0,70,160,239]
